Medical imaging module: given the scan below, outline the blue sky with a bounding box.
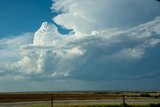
[0,0,160,38]
[0,0,54,37]
[0,0,160,92]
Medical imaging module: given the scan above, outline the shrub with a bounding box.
[140,93,151,97]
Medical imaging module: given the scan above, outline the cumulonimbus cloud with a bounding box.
[1,16,160,81]
[52,0,160,35]
[0,0,160,82]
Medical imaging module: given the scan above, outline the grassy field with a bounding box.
[0,91,160,103]
[0,91,122,102]
[0,91,160,107]
[19,103,160,107]
[0,91,122,103]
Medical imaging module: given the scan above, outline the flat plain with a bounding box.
[0,91,160,107]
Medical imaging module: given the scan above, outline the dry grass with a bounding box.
[0,91,159,106]
[0,91,124,103]
[19,103,160,107]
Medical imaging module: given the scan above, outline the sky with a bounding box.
[0,0,55,38]
[0,0,160,92]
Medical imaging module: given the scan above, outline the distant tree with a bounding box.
[140,93,151,97]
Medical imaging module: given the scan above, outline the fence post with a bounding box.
[51,96,53,107]
[122,94,125,107]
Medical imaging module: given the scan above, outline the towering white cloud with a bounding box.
[1,15,159,81]
[33,22,62,46]
[0,0,160,91]
[52,0,160,35]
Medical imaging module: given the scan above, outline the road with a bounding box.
[0,99,160,107]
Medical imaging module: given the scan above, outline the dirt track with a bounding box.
[0,99,160,107]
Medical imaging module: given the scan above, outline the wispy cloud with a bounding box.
[0,33,33,64]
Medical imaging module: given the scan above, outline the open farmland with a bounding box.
[0,91,124,102]
[0,91,160,107]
